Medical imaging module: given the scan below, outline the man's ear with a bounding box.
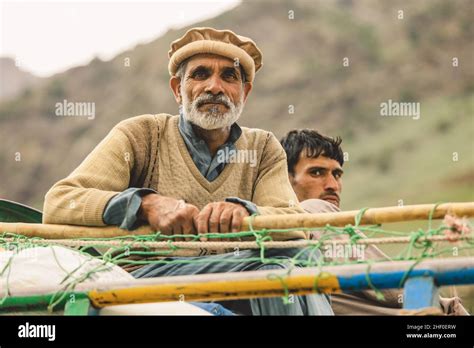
[169,76,182,104]
[242,82,253,103]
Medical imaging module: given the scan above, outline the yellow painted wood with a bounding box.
[88,272,340,307]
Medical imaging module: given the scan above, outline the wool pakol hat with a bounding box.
[168,27,263,82]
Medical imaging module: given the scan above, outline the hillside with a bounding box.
[0,57,41,100]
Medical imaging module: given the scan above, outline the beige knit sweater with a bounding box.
[43,114,306,239]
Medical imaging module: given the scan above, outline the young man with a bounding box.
[280,129,468,315]
[43,28,333,316]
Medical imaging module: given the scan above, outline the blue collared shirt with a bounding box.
[178,112,242,181]
[103,112,258,229]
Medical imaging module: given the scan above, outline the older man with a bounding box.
[43,28,333,315]
[280,129,469,315]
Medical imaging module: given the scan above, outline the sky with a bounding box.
[0,0,240,77]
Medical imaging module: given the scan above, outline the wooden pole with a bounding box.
[0,202,472,240]
[0,222,154,239]
[241,202,474,230]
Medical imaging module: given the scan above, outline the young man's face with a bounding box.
[289,152,343,207]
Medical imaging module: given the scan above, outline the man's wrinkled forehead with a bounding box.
[185,53,238,74]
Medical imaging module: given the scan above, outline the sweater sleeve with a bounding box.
[251,133,308,240]
[42,126,135,226]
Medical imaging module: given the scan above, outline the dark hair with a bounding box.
[176,57,247,83]
[280,129,344,175]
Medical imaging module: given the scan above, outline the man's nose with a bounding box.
[324,174,339,192]
[204,74,226,95]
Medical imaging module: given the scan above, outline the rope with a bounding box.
[0,233,471,254]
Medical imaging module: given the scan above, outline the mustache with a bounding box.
[195,94,232,108]
[321,191,340,200]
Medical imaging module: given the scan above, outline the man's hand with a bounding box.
[139,194,199,241]
[194,202,249,241]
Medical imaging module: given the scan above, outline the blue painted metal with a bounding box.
[403,276,439,309]
[336,267,474,291]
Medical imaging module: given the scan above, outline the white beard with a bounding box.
[181,90,244,130]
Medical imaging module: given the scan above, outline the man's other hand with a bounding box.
[195,202,249,241]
